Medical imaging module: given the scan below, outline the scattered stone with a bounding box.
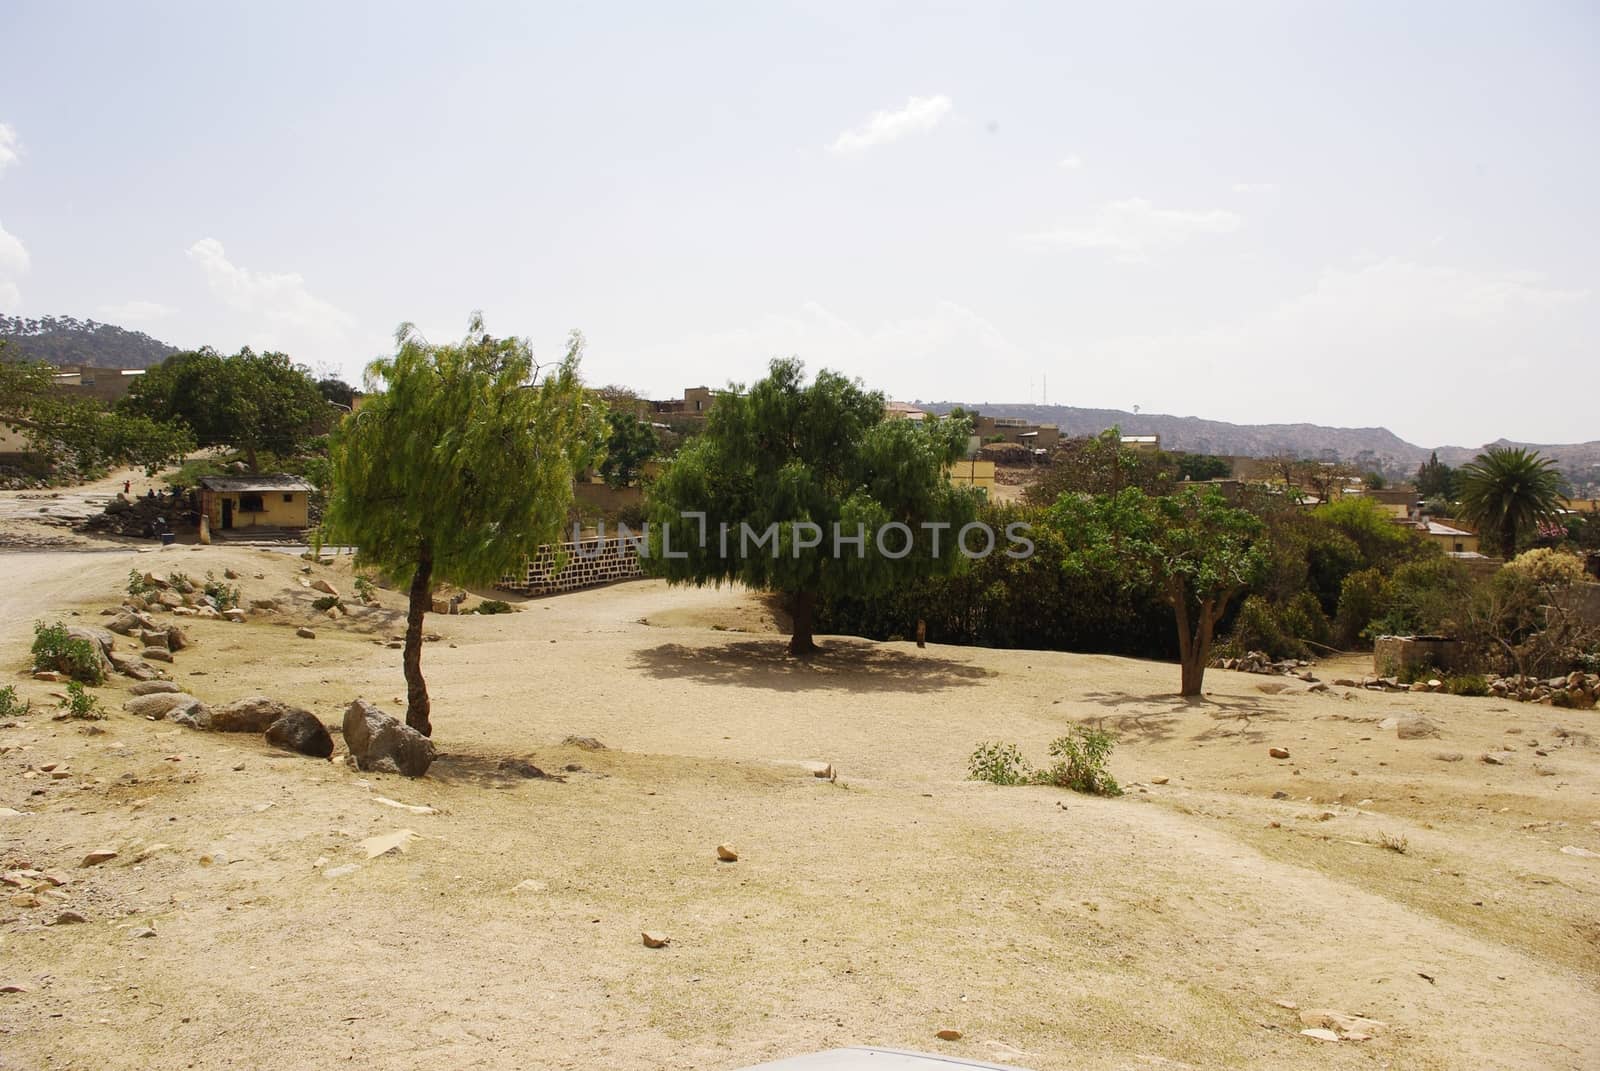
[265,709,334,758]
[372,796,437,815]
[716,843,738,862]
[1,983,30,993]
[130,926,156,939]
[31,670,62,682]
[935,1030,963,1041]
[1150,776,1169,785]
[1299,1028,1340,1042]
[342,699,436,778]
[323,863,359,879]
[208,696,305,734]
[140,647,174,663]
[129,680,183,696]
[1269,747,1290,759]
[295,627,316,640]
[123,693,206,721]
[1432,752,1464,763]
[562,735,607,750]
[310,579,339,596]
[641,931,670,948]
[812,763,836,779]
[497,758,546,779]
[1397,716,1439,740]
[1480,752,1506,766]
[50,910,88,925]
[358,829,419,859]
[1271,790,1288,799]
[80,849,118,867]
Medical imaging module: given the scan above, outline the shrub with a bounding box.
[967,741,1033,786]
[353,576,377,603]
[1225,595,1308,660]
[0,685,27,718]
[1445,674,1489,697]
[1377,832,1409,854]
[127,569,155,597]
[311,594,343,612]
[1036,726,1123,797]
[57,681,105,720]
[203,571,241,609]
[1504,547,1587,587]
[31,621,105,685]
[473,599,514,615]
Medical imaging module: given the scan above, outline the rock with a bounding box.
[123,693,206,721]
[1432,752,1464,762]
[1299,1028,1340,1042]
[139,628,170,650]
[372,796,437,814]
[562,735,607,750]
[1,983,30,993]
[129,680,182,696]
[935,1030,963,1041]
[106,612,144,636]
[140,647,174,663]
[1480,752,1507,765]
[1151,776,1169,785]
[342,699,436,777]
[249,598,279,612]
[209,696,306,734]
[812,762,836,779]
[1560,845,1600,859]
[716,843,738,862]
[165,625,190,652]
[223,608,247,623]
[295,627,316,640]
[359,829,420,858]
[641,931,670,948]
[310,579,339,596]
[32,670,62,682]
[1396,716,1439,739]
[130,926,156,939]
[264,709,334,758]
[49,910,87,925]
[156,591,183,610]
[1271,790,1289,799]
[80,849,117,867]
[108,651,161,682]
[1269,747,1290,759]
[497,758,546,778]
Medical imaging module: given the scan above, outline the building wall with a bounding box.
[1424,528,1480,554]
[947,459,997,494]
[499,535,644,595]
[203,490,310,529]
[1373,635,1466,676]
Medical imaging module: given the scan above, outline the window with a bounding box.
[240,494,265,512]
[283,493,294,502]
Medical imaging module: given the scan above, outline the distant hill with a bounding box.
[921,401,1600,495]
[0,314,177,370]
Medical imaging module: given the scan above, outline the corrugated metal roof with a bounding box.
[198,474,315,493]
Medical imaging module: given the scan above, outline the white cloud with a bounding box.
[97,300,175,324]
[1231,182,1277,194]
[1091,258,1593,444]
[0,217,28,312]
[0,123,18,176]
[186,237,376,370]
[1058,155,1084,170]
[828,95,952,154]
[1020,198,1241,261]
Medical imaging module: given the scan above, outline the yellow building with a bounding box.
[947,458,997,496]
[198,475,315,531]
[1418,519,1480,555]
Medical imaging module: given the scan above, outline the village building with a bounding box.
[197,474,315,532]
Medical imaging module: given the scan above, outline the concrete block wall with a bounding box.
[498,536,644,596]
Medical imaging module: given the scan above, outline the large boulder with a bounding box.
[106,612,145,636]
[108,651,162,682]
[165,625,191,651]
[265,710,334,758]
[209,696,305,734]
[62,626,116,680]
[124,693,207,721]
[342,699,435,778]
[129,680,183,696]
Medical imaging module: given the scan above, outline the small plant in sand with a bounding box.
[473,599,514,615]
[203,571,242,610]
[968,727,1124,797]
[57,681,105,720]
[311,594,344,612]
[1377,832,1409,855]
[353,575,377,604]
[127,569,155,596]
[31,621,105,685]
[0,685,29,718]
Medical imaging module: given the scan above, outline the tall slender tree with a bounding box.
[1456,446,1563,560]
[321,316,602,736]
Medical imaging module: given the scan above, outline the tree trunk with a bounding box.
[788,590,818,656]
[244,445,259,473]
[1500,517,1518,561]
[404,541,434,736]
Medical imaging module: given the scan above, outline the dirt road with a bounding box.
[0,545,1596,1070]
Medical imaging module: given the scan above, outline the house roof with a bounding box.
[1424,520,1475,537]
[198,474,316,494]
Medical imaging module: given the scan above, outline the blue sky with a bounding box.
[1,1,1595,446]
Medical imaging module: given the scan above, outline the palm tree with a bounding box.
[1455,446,1563,559]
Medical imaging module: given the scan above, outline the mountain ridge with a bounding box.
[0,314,178,370]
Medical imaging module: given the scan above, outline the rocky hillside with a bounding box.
[0,314,177,369]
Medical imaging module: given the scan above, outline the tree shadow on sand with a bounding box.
[632,638,995,694]
[1077,690,1273,745]
[426,750,569,788]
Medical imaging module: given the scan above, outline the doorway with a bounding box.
[221,498,233,530]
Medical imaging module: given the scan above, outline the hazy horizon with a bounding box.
[1,2,1595,447]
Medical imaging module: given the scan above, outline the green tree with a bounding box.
[1025,428,1176,504]
[1416,451,1456,500]
[1176,452,1232,482]
[1456,446,1563,559]
[321,316,602,735]
[647,358,979,654]
[121,347,328,471]
[0,348,194,474]
[1049,487,1266,696]
[598,409,658,488]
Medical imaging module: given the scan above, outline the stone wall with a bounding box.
[498,535,643,596]
[1373,635,1465,677]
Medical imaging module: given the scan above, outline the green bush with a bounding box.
[31,621,105,685]
[203,571,241,610]
[1225,595,1307,660]
[967,741,1033,786]
[57,681,105,720]
[311,594,343,611]
[473,599,514,615]
[127,568,155,597]
[0,685,28,718]
[1037,727,1123,796]
[353,576,377,603]
[1445,674,1490,697]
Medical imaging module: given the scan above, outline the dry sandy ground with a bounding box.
[0,542,1597,1071]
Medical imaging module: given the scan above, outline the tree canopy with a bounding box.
[1457,446,1563,559]
[321,316,603,735]
[121,347,328,471]
[0,347,194,475]
[598,409,658,488]
[1048,487,1266,695]
[647,358,980,654]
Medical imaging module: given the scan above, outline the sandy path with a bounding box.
[0,547,1596,1070]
